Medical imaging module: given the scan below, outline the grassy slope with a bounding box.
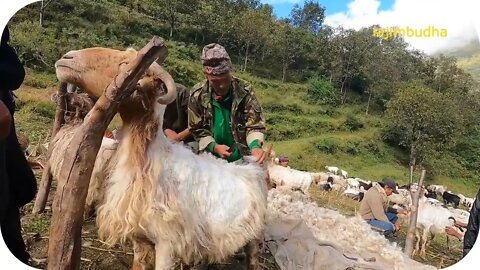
[15,58,479,197]
[12,0,478,197]
[438,39,480,82]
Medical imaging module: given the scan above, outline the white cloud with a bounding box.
[324,0,480,55]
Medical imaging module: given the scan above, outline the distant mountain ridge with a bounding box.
[435,39,480,82]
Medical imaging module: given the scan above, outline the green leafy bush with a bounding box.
[306,77,339,105]
[314,138,338,154]
[342,114,364,131]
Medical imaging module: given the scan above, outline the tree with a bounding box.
[268,21,308,82]
[146,0,199,38]
[330,27,371,104]
[385,85,465,174]
[233,8,273,71]
[39,0,55,27]
[290,0,325,36]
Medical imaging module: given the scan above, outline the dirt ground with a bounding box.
[19,169,280,270]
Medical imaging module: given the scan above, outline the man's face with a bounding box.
[205,72,232,96]
[384,186,393,196]
[279,160,289,167]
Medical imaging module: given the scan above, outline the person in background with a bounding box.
[359,178,407,238]
[163,83,197,152]
[278,156,290,168]
[0,25,38,265]
[188,43,267,164]
[0,99,11,221]
[446,188,480,258]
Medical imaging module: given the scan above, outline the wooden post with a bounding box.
[404,169,426,257]
[47,36,168,270]
[408,165,413,186]
[32,82,68,214]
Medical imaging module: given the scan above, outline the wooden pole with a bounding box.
[32,82,68,214]
[404,169,426,257]
[47,36,168,270]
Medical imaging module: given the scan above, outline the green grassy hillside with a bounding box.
[438,39,480,82]
[16,63,478,198]
[9,0,479,197]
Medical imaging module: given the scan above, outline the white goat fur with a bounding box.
[325,166,339,174]
[49,124,118,216]
[96,104,268,266]
[267,165,313,194]
[413,196,455,258]
[267,189,435,270]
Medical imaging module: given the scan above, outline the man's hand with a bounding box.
[164,128,180,142]
[445,226,463,240]
[252,148,267,164]
[214,144,232,159]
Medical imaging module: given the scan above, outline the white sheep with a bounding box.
[388,192,412,207]
[311,172,329,185]
[427,184,447,196]
[325,166,339,174]
[346,178,360,189]
[340,169,348,179]
[268,165,313,195]
[413,196,456,258]
[426,198,444,207]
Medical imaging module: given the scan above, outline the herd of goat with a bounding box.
[267,162,473,258]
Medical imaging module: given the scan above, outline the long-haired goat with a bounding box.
[55,46,267,270]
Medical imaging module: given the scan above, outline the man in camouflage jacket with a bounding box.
[188,43,267,163]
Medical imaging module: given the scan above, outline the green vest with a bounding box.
[208,89,242,162]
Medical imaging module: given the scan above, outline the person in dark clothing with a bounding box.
[0,25,38,265]
[463,188,480,257]
[163,83,197,152]
[445,189,480,257]
[0,99,11,221]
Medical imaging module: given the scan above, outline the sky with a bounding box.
[260,0,480,55]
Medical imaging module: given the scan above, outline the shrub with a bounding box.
[306,77,339,105]
[163,58,202,87]
[24,71,58,88]
[342,114,364,131]
[314,138,338,154]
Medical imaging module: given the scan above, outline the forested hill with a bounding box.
[8,0,480,195]
[443,40,480,82]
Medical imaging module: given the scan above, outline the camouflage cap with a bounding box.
[201,43,232,75]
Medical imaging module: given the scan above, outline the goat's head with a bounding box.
[55,47,176,122]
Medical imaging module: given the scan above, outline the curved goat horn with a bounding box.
[154,66,177,105]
